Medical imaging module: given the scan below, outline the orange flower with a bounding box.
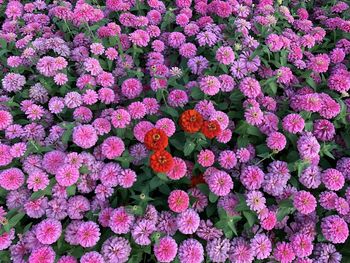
[179,109,203,133]
[201,120,221,139]
[150,150,174,173]
[144,128,168,150]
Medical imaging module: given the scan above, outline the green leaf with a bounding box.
[237,136,249,148]
[61,123,74,145]
[306,77,316,89]
[235,193,250,212]
[277,198,295,221]
[196,184,209,195]
[79,165,90,174]
[219,64,228,73]
[209,192,218,203]
[227,215,242,236]
[8,212,25,229]
[243,211,257,227]
[149,176,164,190]
[161,105,179,118]
[296,160,310,177]
[190,87,203,100]
[157,173,169,181]
[66,185,76,197]
[184,140,195,156]
[279,50,288,66]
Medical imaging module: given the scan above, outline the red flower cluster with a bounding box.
[179,109,221,139]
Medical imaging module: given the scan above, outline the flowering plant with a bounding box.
[0,0,350,262]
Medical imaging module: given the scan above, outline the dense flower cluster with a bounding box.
[0,0,350,262]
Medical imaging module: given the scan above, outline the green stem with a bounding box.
[256,152,274,165]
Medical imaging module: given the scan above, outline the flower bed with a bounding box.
[0,0,350,262]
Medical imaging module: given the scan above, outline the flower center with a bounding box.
[153,134,160,141]
[208,123,216,131]
[158,155,167,164]
[190,116,197,122]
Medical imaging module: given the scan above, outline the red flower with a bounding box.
[200,120,221,139]
[179,110,204,133]
[150,150,174,173]
[144,128,168,150]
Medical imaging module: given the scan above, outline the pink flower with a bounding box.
[179,43,197,58]
[93,118,111,135]
[198,149,215,167]
[111,109,131,128]
[273,242,295,263]
[105,47,119,60]
[90,43,105,55]
[133,121,154,142]
[218,150,237,169]
[266,132,286,152]
[43,150,66,174]
[77,221,101,248]
[35,218,62,245]
[118,169,137,188]
[0,228,15,250]
[308,54,330,73]
[167,157,187,180]
[109,207,134,234]
[101,136,125,159]
[0,110,13,130]
[72,125,98,149]
[291,233,313,258]
[178,238,204,263]
[282,114,305,134]
[322,168,345,191]
[208,170,233,196]
[27,170,50,191]
[80,252,104,263]
[56,164,80,187]
[98,87,115,104]
[239,77,261,98]
[260,210,277,231]
[10,142,26,158]
[54,73,68,86]
[322,215,349,244]
[121,78,143,99]
[84,58,103,76]
[168,32,186,48]
[219,74,235,92]
[246,191,266,212]
[245,106,264,126]
[128,101,147,119]
[156,118,176,137]
[0,168,24,190]
[29,246,56,263]
[276,67,293,84]
[216,46,235,65]
[313,119,335,141]
[177,209,200,234]
[0,143,13,166]
[217,129,232,143]
[168,190,189,213]
[251,234,272,260]
[154,236,178,263]
[293,191,317,215]
[266,34,284,52]
[129,30,150,47]
[143,98,159,115]
[200,76,221,96]
[240,166,264,190]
